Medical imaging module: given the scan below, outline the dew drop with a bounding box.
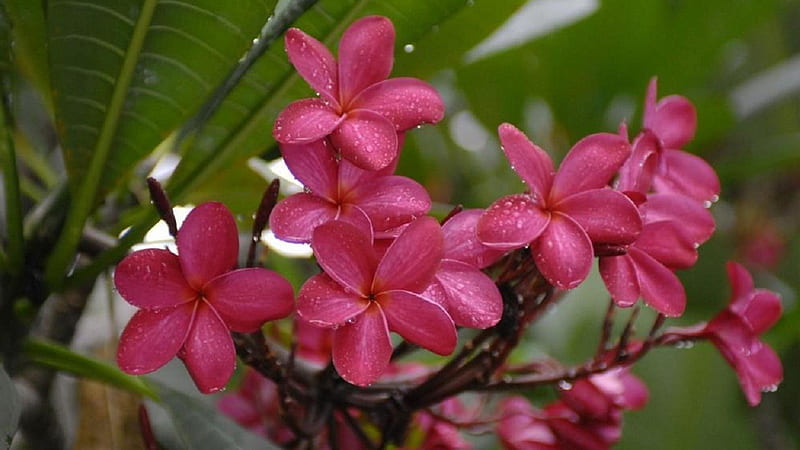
[403,44,415,53]
[762,384,779,393]
[558,380,573,390]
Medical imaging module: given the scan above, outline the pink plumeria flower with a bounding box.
[269,139,430,242]
[643,78,720,204]
[273,16,445,171]
[297,218,456,386]
[217,370,295,444]
[477,124,642,288]
[408,398,473,450]
[663,262,783,406]
[114,203,294,393]
[424,209,505,329]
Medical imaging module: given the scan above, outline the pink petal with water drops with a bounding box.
[273,98,343,144]
[331,109,398,171]
[497,123,554,200]
[442,209,505,268]
[640,192,715,244]
[269,193,338,243]
[312,221,377,296]
[351,77,444,131]
[284,28,339,105]
[653,149,720,203]
[374,216,443,293]
[477,194,550,250]
[550,133,631,201]
[337,16,394,103]
[297,273,370,327]
[380,290,456,355]
[634,221,697,270]
[351,175,431,232]
[740,343,783,406]
[531,213,593,289]
[435,259,502,329]
[279,140,338,200]
[628,247,685,317]
[114,249,196,309]
[555,188,641,245]
[737,290,782,335]
[117,303,194,375]
[332,304,392,386]
[599,254,640,308]
[177,202,239,289]
[181,303,236,393]
[204,268,294,333]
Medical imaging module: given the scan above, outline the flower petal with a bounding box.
[616,129,660,194]
[181,302,236,393]
[332,303,392,386]
[726,261,755,305]
[270,193,338,243]
[653,149,720,203]
[204,268,294,332]
[640,192,715,245]
[531,213,593,289]
[297,273,370,327]
[330,109,398,171]
[312,220,377,295]
[349,175,431,232]
[497,123,554,201]
[114,248,196,309]
[177,202,239,289]
[740,343,782,406]
[477,194,550,250]
[738,290,782,335]
[279,140,338,200]
[374,216,443,293]
[551,133,631,201]
[645,88,697,150]
[284,28,339,104]
[434,260,503,329]
[117,303,194,374]
[628,247,686,317]
[337,16,394,103]
[599,254,640,308]
[351,77,444,131]
[555,188,641,245]
[634,221,697,269]
[442,209,505,268]
[273,98,343,144]
[380,290,456,355]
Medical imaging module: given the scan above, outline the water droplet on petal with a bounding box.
[403,44,415,53]
[558,380,573,390]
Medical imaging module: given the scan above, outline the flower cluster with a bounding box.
[113,14,785,449]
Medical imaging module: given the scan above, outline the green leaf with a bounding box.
[45,0,275,288]
[167,0,473,203]
[153,381,279,449]
[2,0,51,113]
[22,338,158,400]
[0,365,20,449]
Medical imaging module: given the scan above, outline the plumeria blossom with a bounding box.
[217,370,295,444]
[643,78,720,204]
[273,16,445,171]
[297,218,456,386]
[406,398,473,450]
[477,123,642,288]
[601,123,716,316]
[498,369,648,450]
[114,203,294,393]
[423,209,505,328]
[663,262,783,406]
[269,138,430,242]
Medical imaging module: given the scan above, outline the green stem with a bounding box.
[44,0,158,290]
[23,338,159,400]
[0,93,24,277]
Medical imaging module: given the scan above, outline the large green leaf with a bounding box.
[0,365,19,449]
[167,0,474,202]
[153,382,279,450]
[45,0,275,287]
